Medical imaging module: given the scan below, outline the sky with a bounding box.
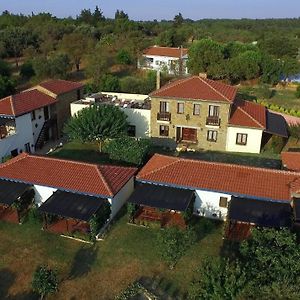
[1,0,300,20]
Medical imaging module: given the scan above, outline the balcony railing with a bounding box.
[157,112,171,122]
[206,116,220,126]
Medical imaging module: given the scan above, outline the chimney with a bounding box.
[199,72,207,79]
[156,70,161,90]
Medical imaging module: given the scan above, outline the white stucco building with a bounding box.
[0,153,137,228]
[138,46,189,75]
[71,92,151,139]
[0,89,57,162]
[133,154,298,225]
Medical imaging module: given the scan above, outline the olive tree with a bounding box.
[65,105,128,152]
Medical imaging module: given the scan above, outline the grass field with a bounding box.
[50,141,282,170]
[0,213,224,299]
[238,85,300,110]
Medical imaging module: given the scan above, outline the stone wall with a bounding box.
[150,97,231,151]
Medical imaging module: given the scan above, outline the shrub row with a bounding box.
[254,99,300,117]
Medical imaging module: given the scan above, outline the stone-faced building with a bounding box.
[34,79,84,136]
[149,76,288,153]
[150,76,237,151]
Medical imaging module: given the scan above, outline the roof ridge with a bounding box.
[9,96,15,115]
[138,154,181,178]
[198,77,231,102]
[0,152,28,168]
[238,100,265,128]
[149,154,300,177]
[150,77,191,96]
[95,166,113,196]
[236,106,264,128]
[23,154,104,169]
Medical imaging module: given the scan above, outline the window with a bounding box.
[160,101,169,113]
[219,197,228,208]
[31,110,36,121]
[77,89,81,100]
[236,133,248,145]
[208,105,220,117]
[159,125,169,136]
[207,130,218,142]
[10,149,18,157]
[193,104,200,115]
[127,125,136,137]
[177,102,184,114]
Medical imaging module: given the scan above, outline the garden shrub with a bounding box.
[104,137,152,165]
[157,226,197,268]
[295,85,300,98]
[127,203,138,222]
[89,200,111,241]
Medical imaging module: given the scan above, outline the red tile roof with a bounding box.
[282,152,300,172]
[0,90,57,117]
[150,76,237,103]
[39,80,83,95]
[0,153,137,197]
[137,154,300,201]
[229,100,266,129]
[143,46,188,58]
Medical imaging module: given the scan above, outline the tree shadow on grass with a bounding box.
[0,268,16,299]
[68,245,98,280]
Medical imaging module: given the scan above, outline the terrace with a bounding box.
[38,190,107,237]
[0,117,16,140]
[71,92,151,114]
[128,183,195,229]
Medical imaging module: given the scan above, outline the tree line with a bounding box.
[0,8,300,98]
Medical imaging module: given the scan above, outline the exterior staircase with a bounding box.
[35,119,56,150]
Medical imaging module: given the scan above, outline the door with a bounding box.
[182,128,197,142]
[44,106,49,121]
[176,127,182,142]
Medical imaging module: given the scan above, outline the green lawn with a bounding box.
[51,141,282,171]
[0,214,223,300]
[238,85,300,110]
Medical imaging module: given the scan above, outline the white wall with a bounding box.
[194,189,232,220]
[70,102,89,117]
[31,107,46,144]
[226,126,263,154]
[0,114,35,161]
[102,92,149,101]
[139,55,188,75]
[70,101,151,139]
[33,185,57,207]
[109,178,134,218]
[122,108,151,138]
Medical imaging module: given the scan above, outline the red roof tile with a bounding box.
[282,152,300,172]
[143,46,188,58]
[39,80,83,95]
[229,100,266,129]
[150,76,237,103]
[0,90,57,117]
[137,154,300,201]
[0,153,137,197]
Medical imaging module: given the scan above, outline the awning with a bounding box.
[38,191,105,222]
[265,111,289,138]
[229,196,291,228]
[293,198,300,222]
[0,179,31,206]
[128,183,194,211]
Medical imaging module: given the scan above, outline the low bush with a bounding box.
[104,137,152,166]
[157,226,197,268]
